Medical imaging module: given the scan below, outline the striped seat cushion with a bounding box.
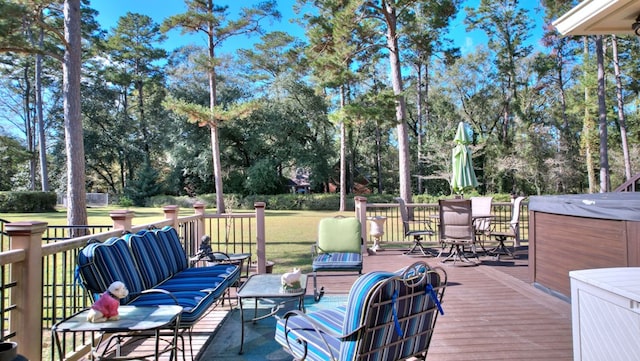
[275,307,344,360]
[124,231,174,288]
[312,252,362,271]
[127,289,216,325]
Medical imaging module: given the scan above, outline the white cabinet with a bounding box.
[570,268,640,361]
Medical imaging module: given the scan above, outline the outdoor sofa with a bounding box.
[76,226,241,345]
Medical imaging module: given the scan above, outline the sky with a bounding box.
[90,0,546,56]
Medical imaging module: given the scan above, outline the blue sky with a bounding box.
[90,0,545,56]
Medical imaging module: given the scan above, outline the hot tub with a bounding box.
[528,193,640,299]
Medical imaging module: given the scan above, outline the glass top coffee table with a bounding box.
[236,273,308,354]
[52,305,182,360]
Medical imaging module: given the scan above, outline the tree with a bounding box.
[163,0,280,213]
[106,13,167,159]
[363,0,414,203]
[303,0,366,210]
[63,0,88,231]
[595,35,609,192]
[466,0,533,146]
[0,135,30,191]
[403,0,461,194]
[611,35,632,180]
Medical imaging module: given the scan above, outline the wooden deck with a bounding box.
[90,245,574,360]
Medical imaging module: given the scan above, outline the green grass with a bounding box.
[0,206,173,226]
[263,210,352,274]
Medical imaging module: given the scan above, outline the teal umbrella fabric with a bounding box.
[451,122,478,194]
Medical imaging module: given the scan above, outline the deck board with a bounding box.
[92,245,574,360]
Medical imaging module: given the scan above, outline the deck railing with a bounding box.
[355,197,529,248]
[1,202,266,361]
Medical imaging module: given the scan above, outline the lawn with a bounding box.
[0,207,353,274]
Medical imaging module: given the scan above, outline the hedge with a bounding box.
[0,191,57,213]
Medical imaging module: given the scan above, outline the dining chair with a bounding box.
[395,197,435,256]
[438,199,478,265]
[488,196,526,259]
[471,196,493,251]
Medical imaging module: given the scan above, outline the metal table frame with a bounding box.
[236,273,308,354]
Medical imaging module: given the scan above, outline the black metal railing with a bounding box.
[363,201,529,246]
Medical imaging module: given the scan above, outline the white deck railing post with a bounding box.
[6,221,47,361]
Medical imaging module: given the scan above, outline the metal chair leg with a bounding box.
[489,236,514,260]
[313,271,324,302]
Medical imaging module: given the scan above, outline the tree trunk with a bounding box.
[583,37,596,193]
[416,63,423,195]
[207,0,225,213]
[64,0,88,232]
[611,35,631,180]
[339,85,346,211]
[384,4,412,203]
[36,27,49,191]
[23,64,36,190]
[375,124,383,194]
[595,35,609,192]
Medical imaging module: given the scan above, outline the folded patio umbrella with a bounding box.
[451,122,478,195]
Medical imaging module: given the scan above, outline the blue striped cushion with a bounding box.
[77,237,145,304]
[340,271,394,359]
[312,252,362,271]
[126,230,240,293]
[152,226,241,282]
[124,231,173,289]
[390,271,442,359]
[275,307,344,360]
[153,226,190,273]
[127,290,215,325]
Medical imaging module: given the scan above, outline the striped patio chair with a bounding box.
[275,261,447,361]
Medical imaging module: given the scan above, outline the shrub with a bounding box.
[0,191,57,212]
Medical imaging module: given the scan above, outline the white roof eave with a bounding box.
[552,0,640,36]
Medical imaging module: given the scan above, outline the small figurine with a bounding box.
[87,281,129,323]
[281,268,302,290]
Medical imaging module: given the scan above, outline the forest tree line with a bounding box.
[1,0,638,215]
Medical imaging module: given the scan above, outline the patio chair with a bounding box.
[471,196,493,251]
[438,199,479,265]
[395,197,435,256]
[312,217,363,302]
[488,196,526,259]
[275,261,447,361]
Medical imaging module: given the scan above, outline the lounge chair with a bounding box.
[311,217,363,302]
[275,261,447,361]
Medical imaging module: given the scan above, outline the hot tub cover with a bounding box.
[528,193,640,221]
